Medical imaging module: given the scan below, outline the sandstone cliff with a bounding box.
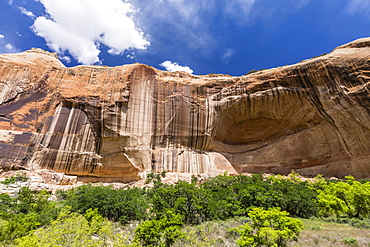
[0,39,369,182]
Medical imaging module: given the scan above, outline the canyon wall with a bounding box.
[0,38,369,182]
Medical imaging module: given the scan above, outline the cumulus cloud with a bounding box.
[160,61,193,74]
[5,44,13,50]
[32,0,149,64]
[0,34,17,53]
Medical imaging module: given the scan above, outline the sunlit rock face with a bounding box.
[0,39,369,182]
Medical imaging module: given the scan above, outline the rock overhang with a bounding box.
[0,38,369,181]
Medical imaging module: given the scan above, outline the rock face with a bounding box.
[0,40,369,182]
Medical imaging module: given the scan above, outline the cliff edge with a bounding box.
[0,39,369,182]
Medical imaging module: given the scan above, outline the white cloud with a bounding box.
[224,0,256,22]
[5,44,13,50]
[347,0,370,16]
[59,55,71,63]
[223,48,234,62]
[19,7,35,18]
[32,0,149,64]
[130,0,309,55]
[160,61,193,74]
[0,35,17,53]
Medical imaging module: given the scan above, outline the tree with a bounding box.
[317,178,370,219]
[134,211,184,247]
[236,207,303,247]
[61,184,149,223]
[15,207,128,247]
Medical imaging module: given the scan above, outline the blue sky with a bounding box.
[1,0,370,76]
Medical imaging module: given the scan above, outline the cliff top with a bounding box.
[1,37,370,79]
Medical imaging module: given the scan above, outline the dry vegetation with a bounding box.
[171,217,370,247]
[118,216,370,247]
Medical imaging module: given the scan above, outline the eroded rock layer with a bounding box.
[0,40,369,182]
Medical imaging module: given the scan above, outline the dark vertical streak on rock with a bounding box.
[297,66,351,154]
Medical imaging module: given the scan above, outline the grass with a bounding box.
[292,218,370,247]
[114,217,370,246]
[169,217,370,247]
[10,216,368,246]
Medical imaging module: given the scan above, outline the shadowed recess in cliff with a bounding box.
[0,38,369,181]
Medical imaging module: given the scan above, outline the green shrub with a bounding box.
[134,211,184,247]
[1,174,29,185]
[342,236,358,246]
[0,188,60,244]
[226,227,240,239]
[15,207,128,247]
[236,207,303,247]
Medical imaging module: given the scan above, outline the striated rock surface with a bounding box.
[0,40,369,182]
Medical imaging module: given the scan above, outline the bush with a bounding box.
[0,188,60,244]
[342,236,358,246]
[15,207,128,246]
[1,174,29,185]
[134,211,184,246]
[236,207,303,247]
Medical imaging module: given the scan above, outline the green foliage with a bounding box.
[134,211,184,247]
[311,216,370,229]
[61,184,149,223]
[348,218,370,228]
[161,170,167,178]
[4,172,370,246]
[84,208,105,233]
[147,173,318,225]
[244,68,266,76]
[56,173,320,229]
[236,207,303,247]
[287,170,302,182]
[0,193,12,211]
[342,236,358,246]
[0,188,60,244]
[317,179,370,219]
[0,213,41,243]
[179,224,217,246]
[191,175,198,184]
[1,173,29,185]
[145,172,165,184]
[15,207,128,247]
[203,173,318,219]
[309,174,327,190]
[226,227,240,238]
[149,181,211,224]
[246,69,258,75]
